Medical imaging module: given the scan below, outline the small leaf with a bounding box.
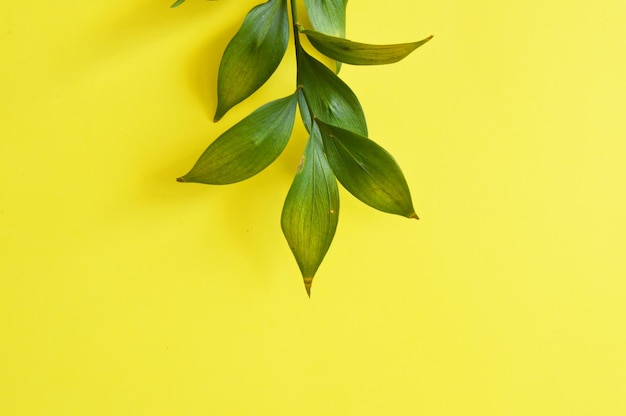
[303,0,347,38]
[296,87,312,133]
[297,46,367,136]
[214,0,289,121]
[303,0,347,72]
[281,124,340,296]
[171,0,218,9]
[316,120,418,219]
[179,93,298,184]
[301,28,433,65]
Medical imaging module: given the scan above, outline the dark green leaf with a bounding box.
[281,125,339,296]
[297,46,367,136]
[316,120,418,219]
[179,93,298,184]
[214,0,289,121]
[301,28,433,65]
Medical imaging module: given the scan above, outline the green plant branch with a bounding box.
[173,0,432,297]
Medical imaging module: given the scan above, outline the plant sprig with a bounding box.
[174,0,432,296]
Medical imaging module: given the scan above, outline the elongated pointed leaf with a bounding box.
[214,0,289,121]
[179,93,298,184]
[297,46,367,136]
[302,28,433,65]
[281,125,339,296]
[316,120,418,219]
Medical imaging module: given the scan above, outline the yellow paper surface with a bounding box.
[2,1,625,414]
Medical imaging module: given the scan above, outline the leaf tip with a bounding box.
[409,212,420,220]
[213,107,225,122]
[176,176,186,183]
[303,277,313,298]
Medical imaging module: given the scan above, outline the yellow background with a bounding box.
[2,0,625,414]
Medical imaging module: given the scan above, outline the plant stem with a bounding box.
[289,0,302,51]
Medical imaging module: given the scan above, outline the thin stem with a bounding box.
[290,0,299,25]
[290,0,302,51]
[290,0,316,129]
[291,0,305,111]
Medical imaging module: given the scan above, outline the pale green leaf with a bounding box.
[214,0,289,121]
[303,0,347,37]
[281,125,339,296]
[297,46,367,136]
[179,93,298,184]
[303,0,348,72]
[316,120,418,219]
[301,28,433,65]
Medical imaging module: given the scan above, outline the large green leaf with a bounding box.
[214,0,289,121]
[281,125,339,296]
[297,46,367,136]
[316,120,418,219]
[301,28,433,65]
[178,93,298,184]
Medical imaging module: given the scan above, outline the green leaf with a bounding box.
[297,46,367,136]
[296,88,312,133]
[171,0,218,8]
[301,28,433,65]
[303,0,348,72]
[316,120,418,219]
[179,93,298,184]
[303,0,347,38]
[281,125,340,296]
[214,0,289,121]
